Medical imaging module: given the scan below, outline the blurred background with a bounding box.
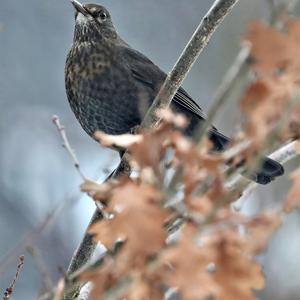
[0,0,300,299]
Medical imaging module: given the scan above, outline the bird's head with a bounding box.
[70,0,117,43]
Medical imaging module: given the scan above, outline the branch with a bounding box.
[196,45,251,143]
[3,256,25,300]
[233,140,299,211]
[141,0,240,128]
[52,115,86,181]
[27,246,54,293]
[77,283,92,300]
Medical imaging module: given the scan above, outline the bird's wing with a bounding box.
[119,45,207,119]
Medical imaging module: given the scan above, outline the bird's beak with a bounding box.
[70,0,89,17]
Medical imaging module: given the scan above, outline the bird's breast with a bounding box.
[65,44,144,137]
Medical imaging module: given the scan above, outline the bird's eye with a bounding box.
[99,11,107,20]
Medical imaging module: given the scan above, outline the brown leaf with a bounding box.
[213,230,265,300]
[80,259,117,300]
[285,167,300,212]
[243,20,300,146]
[81,179,115,202]
[247,211,282,253]
[160,224,218,300]
[185,172,227,217]
[128,124,172,175]
[123,272,164,300]
[240,80,275,147]
[245,21,288,77]
[89,180,170,269]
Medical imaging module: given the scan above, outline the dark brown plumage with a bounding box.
[65,1,284,184]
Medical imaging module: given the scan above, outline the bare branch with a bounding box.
[3,256,25,300]
[52,115,86,181]
[27,246,54,293]
[141,0,240,128]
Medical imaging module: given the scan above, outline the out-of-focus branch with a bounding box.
[2,256,25,300]
[230,87,300,192]
[205,138,300,222]
[195,45,251,143]
[233,140,299,210]
[209,84,300,218]
[194,0,300,145]
[0,190,82,280]
[27,246,54,293]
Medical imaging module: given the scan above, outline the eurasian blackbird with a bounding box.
[65,1,284,184]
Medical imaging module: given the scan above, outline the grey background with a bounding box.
[0,0,300,299]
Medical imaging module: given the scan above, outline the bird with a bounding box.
[65,1,284,184]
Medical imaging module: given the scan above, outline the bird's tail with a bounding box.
[209,129,284,185]
[251,157,284,184]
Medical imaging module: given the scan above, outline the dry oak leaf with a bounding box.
[240,80,278,146]
[245,20,300,80]
[247,211,282,254]
[122,272,164,300]
[285,167,300,212]
[243,20,300,145]
[170,131,224,197]
[160,224,218,300]
[80,259,118,300]
[245,21,289,76]
[89,180,171,268]
[213,230,265,300]
[128,123,172,173]
[81,179,115,202]
[185,172,227,217]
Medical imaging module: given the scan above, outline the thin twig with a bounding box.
[3,256,25,300]
[27,246,54,293]
[0,191,82,279]
[52,115,86,181]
